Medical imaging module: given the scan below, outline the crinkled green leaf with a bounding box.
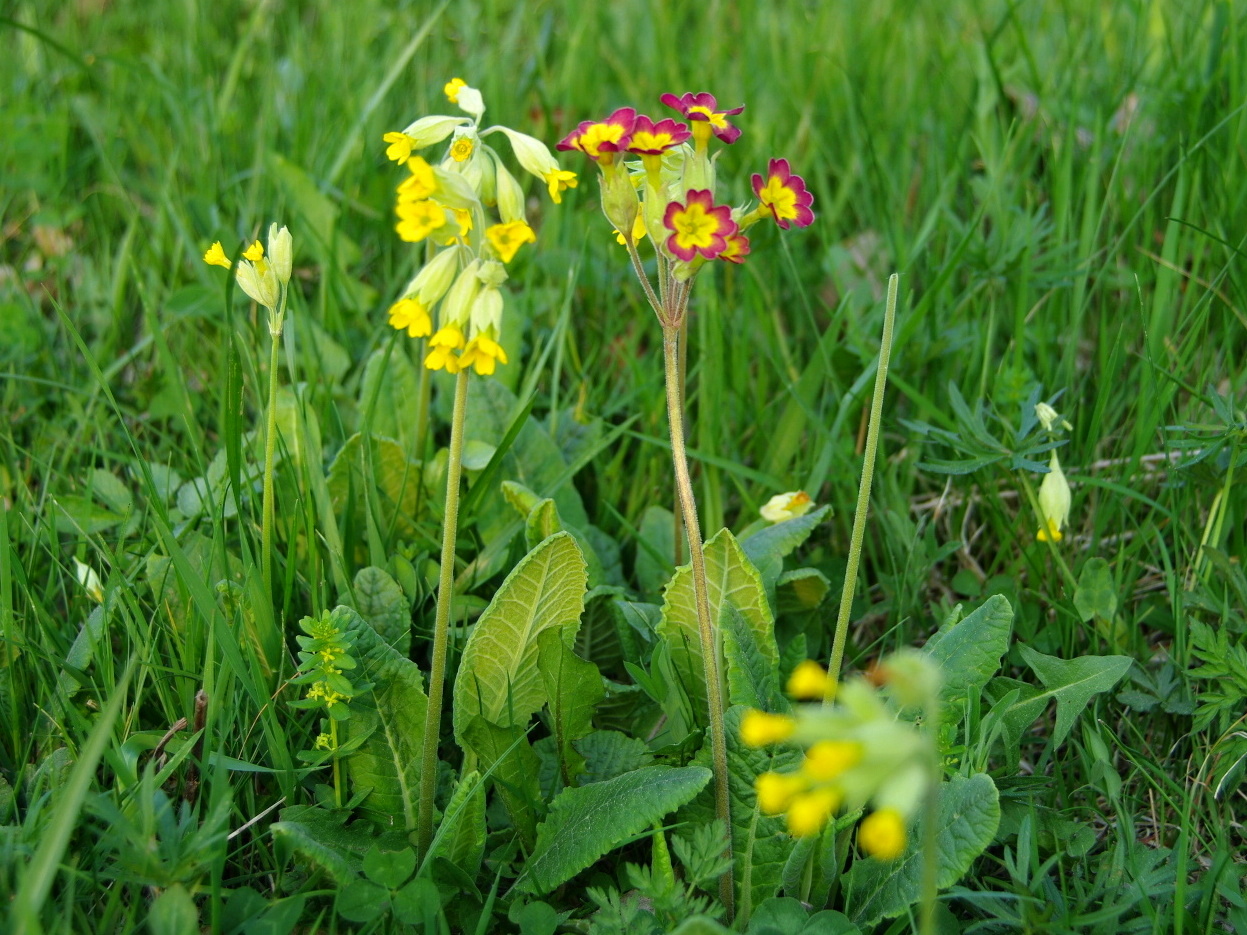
[353,566,410,656]
[427,770,486,878]
[574,730,653,785]
[740,505,831,591]
[747,896,859,934]
[537,628,603,785]
[340,606,427,831]
[271,804,372,885]
[843,773,1000,926]
[658,530,776,725]
[923,595,1013,719]
[1018,645,1133,747]
[453,533,588,740]
[721,602,785,713]
[461,716,540,846]
[776,568,831,615]
[515,765,711,895]
[636,505,676,598]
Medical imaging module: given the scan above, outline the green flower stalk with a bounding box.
[559,91,816,921]
[204,223,293,600]
[382,78,576,857]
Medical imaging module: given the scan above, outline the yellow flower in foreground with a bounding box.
[858,808,907,860]
[786,787,841,837]
[755,771,806,814]
[398,156,438,202]
[787,660,835,700]
[388,298,432,338]
[740,710,796,747]
[802,741,862,781]
[203,241,231,268]
[486,220,536,263]
[424,325,465,373]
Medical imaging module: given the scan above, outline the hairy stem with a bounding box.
[828,273,898,686]
[260,295,287,600]
[417,368,470,857]
[662,325,734,921]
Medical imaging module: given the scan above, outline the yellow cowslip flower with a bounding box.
[449,136,475,162]
[787,660,835,700]
[459,334,508,376]
[384,131,416,163]
[203,241,231,268]
[486,220,536,263]
[761,490,814,523]
[425,325,465,373]
[242,240,265,264]
[802,741,862,782]
[740,710,796,747]
[1036,451,1071,542]
[396,200,448,243]
[786,787,841,837]
[755,771,806,815]
[398,156,438,202]
[858,808,907,860]
[444,77,467,103]
[388,298,433,338]
[545,168,578,204]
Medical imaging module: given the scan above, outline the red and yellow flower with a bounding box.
[751,158,815,229]
[659,91,744,146]
[556,107,637,163]
[662,189,737,262]
[718,232,751,265]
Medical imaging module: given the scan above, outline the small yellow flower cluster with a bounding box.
[290,609,368,722]
[381,78,575,375]
[1033,402,1073,543]
[741,651,940,860]
[202,224,293,333]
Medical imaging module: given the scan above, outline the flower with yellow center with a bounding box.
[544,168,578,203]
[398,156,438,202]
[858,808,907,859]
[486,220,537,263]
[425,325,465,373]
[459,334,508,376]
[388,298,433,338]
[449,136,474,162]
[203,241,231,268]
[384,131,416,163]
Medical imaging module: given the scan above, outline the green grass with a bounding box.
[2,0,1246,931]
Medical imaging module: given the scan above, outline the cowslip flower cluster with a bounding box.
[203,223,293,332]
[740,652,940,859]
[557,91,813,286]
[1034,402,1073,542]
[289,609,368,723]
[382,78,576,374]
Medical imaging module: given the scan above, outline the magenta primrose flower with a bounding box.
[556,107,636,160]
[625,115,692,155]
[663,189,737,262]
[719,232,751,265]
[751,158,815,229]
[659,91,744,145]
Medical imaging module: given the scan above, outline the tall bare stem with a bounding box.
[417,368,470,856]
[260,291,288,600]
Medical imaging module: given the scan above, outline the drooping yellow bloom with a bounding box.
[544,168,578,203]
[614,211,648,246]
[424,325,465,373]
[486,220,536,263]
[388,298,433,338]
[203,241,231,268]
[802,741,862,781]
[398,156,438,202]
[444,77,467,103]
[740,710,796,747]
[384,131,416,164]
[787,660,835,700]
[459,334,508,376]
[396,200,448,243]
[858,808,907,859]
[242,240,265,264]
[761,490,814,523]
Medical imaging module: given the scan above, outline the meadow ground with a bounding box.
[2,0,1245,932]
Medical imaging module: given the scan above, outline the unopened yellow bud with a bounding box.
[761,491,814,523]
[203,241,231,268]
[1036,451,1071,542]
[267,223,292,285]
[494,162,527,224]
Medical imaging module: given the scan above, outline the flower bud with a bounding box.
[494,126,560,179]
[761,490,814,523]
[494,161,527,224]
[406,244,461,305]
[455,85,486,120]
[1037,451,1071,542]
[475,259,508,289]
[439,259,482,329]
[400,114,471,149]
[267,223,292,285]
[236,257,279,309]
[599,166,638,239]
[470,285,504,335]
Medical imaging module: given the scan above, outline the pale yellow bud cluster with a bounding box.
[741,654,940,860]
[202,223,293,334]
[1033,402,1074,543]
